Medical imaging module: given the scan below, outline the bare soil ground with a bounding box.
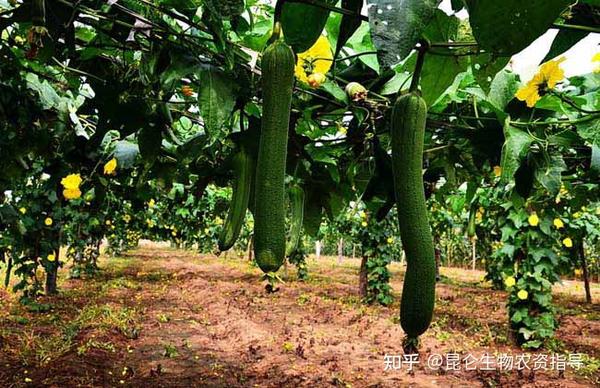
[0,244,599,387]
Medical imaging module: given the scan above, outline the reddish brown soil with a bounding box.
[0,245,598,387]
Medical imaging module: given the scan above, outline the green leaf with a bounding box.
[533,155,566,196]
[591,145,600,173]
[576,116,600,146]
[158,47,207,89]
[451,0,464,11]
[420,55,469,106]
[346,23,379,72]
[320,81,349,104]
[542,30,588,63]
[162,0,202,17]
[306,144,337,165]
[465,0,573,55]
[487,70,519,111]
[379,71,411,95]
[335,0,364,58]
[422,9,460,42]
[511,309,524,323]
[471,54,511,93]
[198,69,236,133]
[500,120,534,181]
[281,0,336,53]
[114,141,139,169]
[203,0,244,19]
[138,125,163,164]
[366,0,441,68]
[25,73,61,110]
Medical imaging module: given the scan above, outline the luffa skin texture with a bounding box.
[391,93,436,339]
[285,185,305,257]
[218,144,254,252]
[253,39,295,273]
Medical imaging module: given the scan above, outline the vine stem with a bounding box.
[409,41,429,93]
[552,23,600,34]
[509,113,600,127]
[551,91,600,114]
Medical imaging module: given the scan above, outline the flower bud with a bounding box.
[345,82,368,101]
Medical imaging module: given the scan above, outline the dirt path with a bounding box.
[0,245,598,387]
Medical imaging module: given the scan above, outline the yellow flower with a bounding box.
[103,158,117,175]
[476,209,483,223]
[44,217,53,226]
[61,174,82,200]
[558,185,568,197]
[493,165,502,177]
[562,237,573,248]
[61,173,82,190]
[515,57,566,107]
[148,199,155,208]
[19,207,27,214]
[63,188,82,200]
[361,221,368,227]
[593,52,600,73]
[47,253,56,262]
[359,210,367,219]
[123,214,131,223]
[171,230,177,236]
[181,85,194,97]
[574,269,582,277]
[386,237,394,244]
[307,72,327,88]
[553,218,564,229]
[295,36,333,85]
[528,213,539,227]
[573,212,582,219]
[504,276,516,288]
[215,217,223,225]
[106,220,112,226]
[517,289,528,300]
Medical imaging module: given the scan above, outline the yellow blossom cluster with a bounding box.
[295,36,332,88]
[104,158,118,175]
[61,173,82,200]
[515,57,565,107]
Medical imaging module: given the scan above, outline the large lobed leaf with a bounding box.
[465,0,574,56]
[335,0,364,58]
[500,119,534,181]
[366,0,441,69]
[198,69,237,133]
[281,0,337,53]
